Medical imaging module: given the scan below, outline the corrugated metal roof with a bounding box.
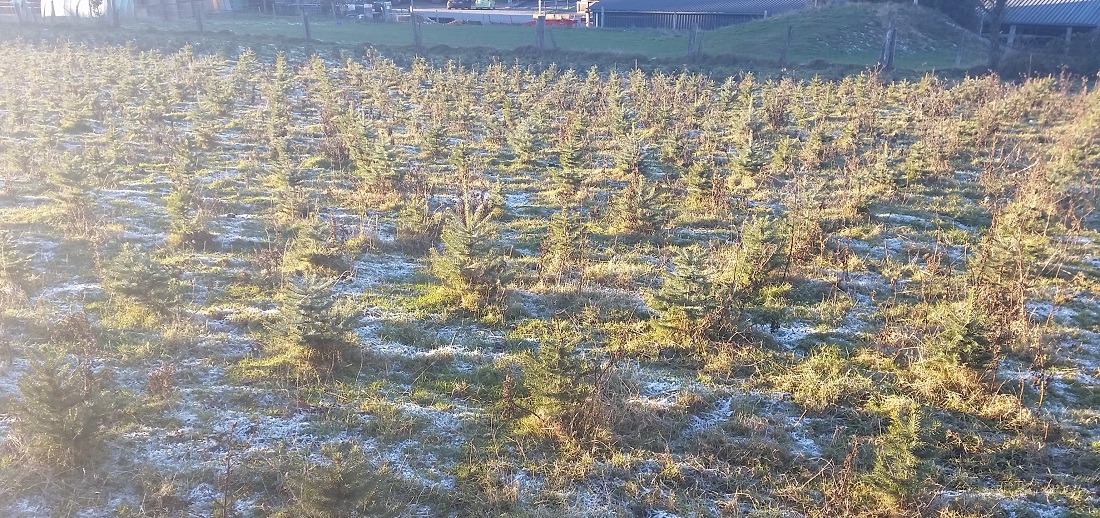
[1000,0,1100,27]
[590,0,806,15]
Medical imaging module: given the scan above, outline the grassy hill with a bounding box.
[9,2,991,71]
[702,3,991,69]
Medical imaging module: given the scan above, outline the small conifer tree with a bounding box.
[860,397,926,510]
[15,346,116,467]
[613,131,652,176]
[683,159,716,210]
[364,138,401,194]
[610,174,664,235]
[277,442,403,518]
[165,136,214,249]
[552,118,586,198]
[650,245,715,340]
[48,152,97,237]
[0,229,33,289]
[519,321,614,447]
[931,296,995,371]
[540,209,587,284]
[429,194,510,312]
[101,244,181,314]
[394,196,444,254]
[507,117,541,168]
[276,273,357,379]
[418,123,447,161]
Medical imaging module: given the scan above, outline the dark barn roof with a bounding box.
[592,0,806,15]
[1001,0,1100,28]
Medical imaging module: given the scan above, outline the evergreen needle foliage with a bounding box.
[429,194,510,312]
[540,209,587,284]
[0,229,33,287]
[47,152,99,237]
[651,244,716,340]
[277,442,405,518]
[613,131,652,176]
[275,273,358,380]
[101,244,181,314]
[14,347,116,467]
[519,320,615,447]
[552,119,586,198]
[395,196,444,254]
[611,174,663,235]
[860,397,927,509]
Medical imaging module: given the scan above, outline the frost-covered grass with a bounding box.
[0,31,1097,518]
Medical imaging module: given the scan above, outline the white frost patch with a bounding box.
[841,271,889,292]
[185,483,220,515]
[1000,499,1069,518]
[643,378,683,398]
[208,410,314,448]
[1024,301,1077,324]
[335,254,420,297]
[875,213,931,228]
[3,195,51,208]
[1058,235,1093,246]
[512,470,543,494]
[0,358,29,397]
[359,333,422,358]
[397,402,461,433]
[355,323,498,370]
[36,281,102,301]
[646,510,684,518]
[772,321,816,349]
[881,237,910,255]
[127,409,322,484]
[504,192,531,209]
[1069,331,1100,375]
[5,498,50,517]
[785,416,823,458]
[0,415,11,445]
[97,188,166,210]
[627,376,682,409]
[212,213,265,247]
[377,439,456,491]
[197,167,240,184]
[687,397,732,433]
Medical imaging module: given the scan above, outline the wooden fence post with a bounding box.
[687,23,698,58]
[879,21,897,70]
[196,0,204,32]
[779,25,792,67]
[536,14,545,51]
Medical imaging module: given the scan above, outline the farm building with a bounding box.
[582,0,807,30]
[991,0,1100,46]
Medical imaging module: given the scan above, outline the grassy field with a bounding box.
[85,2,991,70]
[0,27,1098,517]
[703,3,990,69]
